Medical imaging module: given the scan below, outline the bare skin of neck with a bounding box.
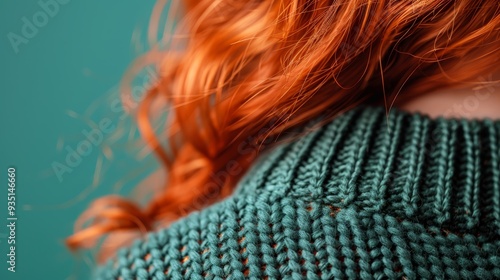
[398,77,500,120]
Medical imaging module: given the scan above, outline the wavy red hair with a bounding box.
[67,0,500,262]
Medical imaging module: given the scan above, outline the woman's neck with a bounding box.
[398,78,500,120]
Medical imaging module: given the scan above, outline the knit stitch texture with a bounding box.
[95,106,500,279]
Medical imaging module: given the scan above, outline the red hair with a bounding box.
[67,0,500,262]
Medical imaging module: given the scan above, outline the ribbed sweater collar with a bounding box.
[244,106,500,237]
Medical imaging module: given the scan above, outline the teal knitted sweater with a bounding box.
[96,106,500,279]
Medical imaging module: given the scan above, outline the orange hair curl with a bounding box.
[67,0,500,262]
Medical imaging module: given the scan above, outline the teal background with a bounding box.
[0,0,157,279]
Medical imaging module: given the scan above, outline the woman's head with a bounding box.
[67,0,500,261]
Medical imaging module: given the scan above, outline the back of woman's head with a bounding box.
[67,0,500,261]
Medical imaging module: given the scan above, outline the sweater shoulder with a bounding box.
[94,179,305,279]
[95,105,500,279]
